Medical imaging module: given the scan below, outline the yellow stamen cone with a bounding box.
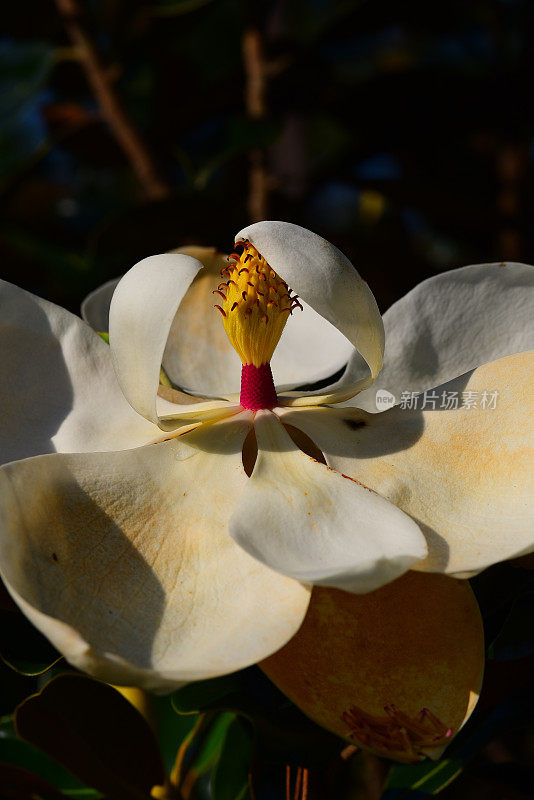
[214,242,301,366]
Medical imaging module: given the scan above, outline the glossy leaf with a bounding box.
[383,758,464,797]
[15,674,165,800]
[211,717,252,800]
[175,712,235,797]
[187,713,235,775]
[172,673,245,714]
[172,668,343,768]
[151,694,199,775]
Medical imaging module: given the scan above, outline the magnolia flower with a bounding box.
[0,223,533,762]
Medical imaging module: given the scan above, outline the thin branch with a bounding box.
[242,27,269,222]
[54,0,170,201]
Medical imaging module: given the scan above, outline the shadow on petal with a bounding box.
[0,283,74,464]
[1,469,166,674]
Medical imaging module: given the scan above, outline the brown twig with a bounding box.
[54,0,170,201]
[242,27,269,222]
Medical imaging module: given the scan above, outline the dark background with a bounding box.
[2,0,533,318]
[1,2,533,798]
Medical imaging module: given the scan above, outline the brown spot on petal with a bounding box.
[344,419,366,431]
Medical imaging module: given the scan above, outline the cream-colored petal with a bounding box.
[280,352,534,575]
[164,257,354,396]
[229,410,427,594]
[338,261,534,412]
[157,401,243,432]
[84,247,350,397]
[261,573,484,762]
[81,277,120,332]
[0,414,310,690]
[272,300,355,390]
[235,221,384,404]
[0,279,158,465]
[109,253,209,426]
[81,248,242,398]
[161,247,243,396]
[81,247,222,336]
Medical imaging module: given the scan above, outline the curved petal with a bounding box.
[280,352,534,576]
[108,253,235,429]
[261,572,484,762]
[160,247,242,396]
[272,300,355,390]
[235,221,384,404]
[339,261,534,412]
[84,247,351,397]
[0,414,310,690]
[163,247,354,396]
[81,277,120,333]
[229,411,427,594]
[0,279,158,465]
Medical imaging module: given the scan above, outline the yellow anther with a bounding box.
[214,242,300,366]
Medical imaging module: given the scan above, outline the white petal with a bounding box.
[81,277,120,332]
[109,253,235,429]
[160,248,242,395]
[0,279,158,465]
[81,247,223,337]
[272,299,355,389]
[229,411,427,593]
[235,221,384,404]
[83,247,350,397]
[0,414,310,690]
[340,261,534,412]
[280,351,534,575]
[162,249,354,396]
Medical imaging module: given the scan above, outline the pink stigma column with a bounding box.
[240,364,278,410]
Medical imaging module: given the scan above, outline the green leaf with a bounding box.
[96,332,109,344]
[211,717,252,800]
[15,674,165,800]
[172,668,343,768]
[383,758,464,797]
[189,713,235,775]
[151,694,199,775]
[0,715,98,797]
[172,673,244,714]
[174,712,236,797]
[0,610,62,676]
